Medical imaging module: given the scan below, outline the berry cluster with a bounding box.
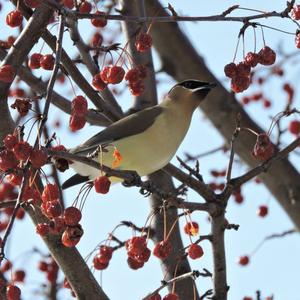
[126,236,151,269]
[93,245,114,270]
[69,95,88,132]
[241,92,271,108]
[28,53,55,70]
[36,183,84,247]
[225,46,276,93]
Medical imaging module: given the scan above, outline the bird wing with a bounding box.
[71,105,164,155]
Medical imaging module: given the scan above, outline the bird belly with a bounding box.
[71,110,190,182]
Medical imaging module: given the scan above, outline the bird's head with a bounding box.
[167,80,216,109]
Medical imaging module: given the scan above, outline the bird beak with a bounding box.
[192,82,217,92]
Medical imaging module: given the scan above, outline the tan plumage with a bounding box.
[62,80,216,189]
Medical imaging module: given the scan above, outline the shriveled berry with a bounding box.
[153,240,172,260]
[29,149,48,168]
[128,80,145,96]
[71,96,88,116]
[135,32,152,52]
[13,141,32,161]
[90,32,103,48]
[3,134,17,150]
[63,0,74,9]
[127,256,144,270]
[42,183,59,203]
[36,223,50,236]
[236,62,251,77]
[107,66,125,84]
[252,133,274,161]
[94,176,111,194]
[244,52,259,68]
[224,62,237,78]
[148,293,162,300]
[295,33,300,49]
[12,270,25,283]
[188,243,204,259]
[92,73,107,91]
[63,207,82,226]
[231,76,250,93]
[258,46,276,65]
[11,98,32,117]
[45,199,63,219]
[125,68,140,83]
[0,150,18,171]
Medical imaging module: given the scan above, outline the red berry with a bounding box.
[99,245,114,261]
[91,11,107,28]
[258,46,276,66]
[29,149,48,168]
[252,133,274,161]
[13,141,32,161]
[234,193,244,204]
[42,183,59,203]
[69,114,86,132]
[244,52,259,68]
[49,216,66,234]
[236,62,251,77]
[289,120,300,135]
[183,222,199,236]
[135,32,152,52]
[224,62,237,78]
[28,53,42,69]
[6,173,23,186]
[6,10,23,27]
[0,150,18,171]
[6,284,21,300]
[125,68,140,83]
[257,205,268,217]
[231,76,250,93]
[127,256,144,270]
[243,297,253,300]
[92,73,107,91]
[79,1,92,13]
[188,244,204,259]
[71,96,88,116]
[107,66,125,84]
[40,54,55,70]
[238,255,250,266]
[291,5,300,20]
[94,176,111,194]
[63,207,82,226]
[0,65,15,83]
[61,225,83,247]
[45,199,63,219]
[3,134,17,150]
[12,270,26,283]
[24,0,40,8]
[242,96,250,105]
[36,223,50,236]
[153,240,172,260]
[128,80,145,96]
[163,293,179,300]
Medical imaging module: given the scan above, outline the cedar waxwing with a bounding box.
[62,80,216,189]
